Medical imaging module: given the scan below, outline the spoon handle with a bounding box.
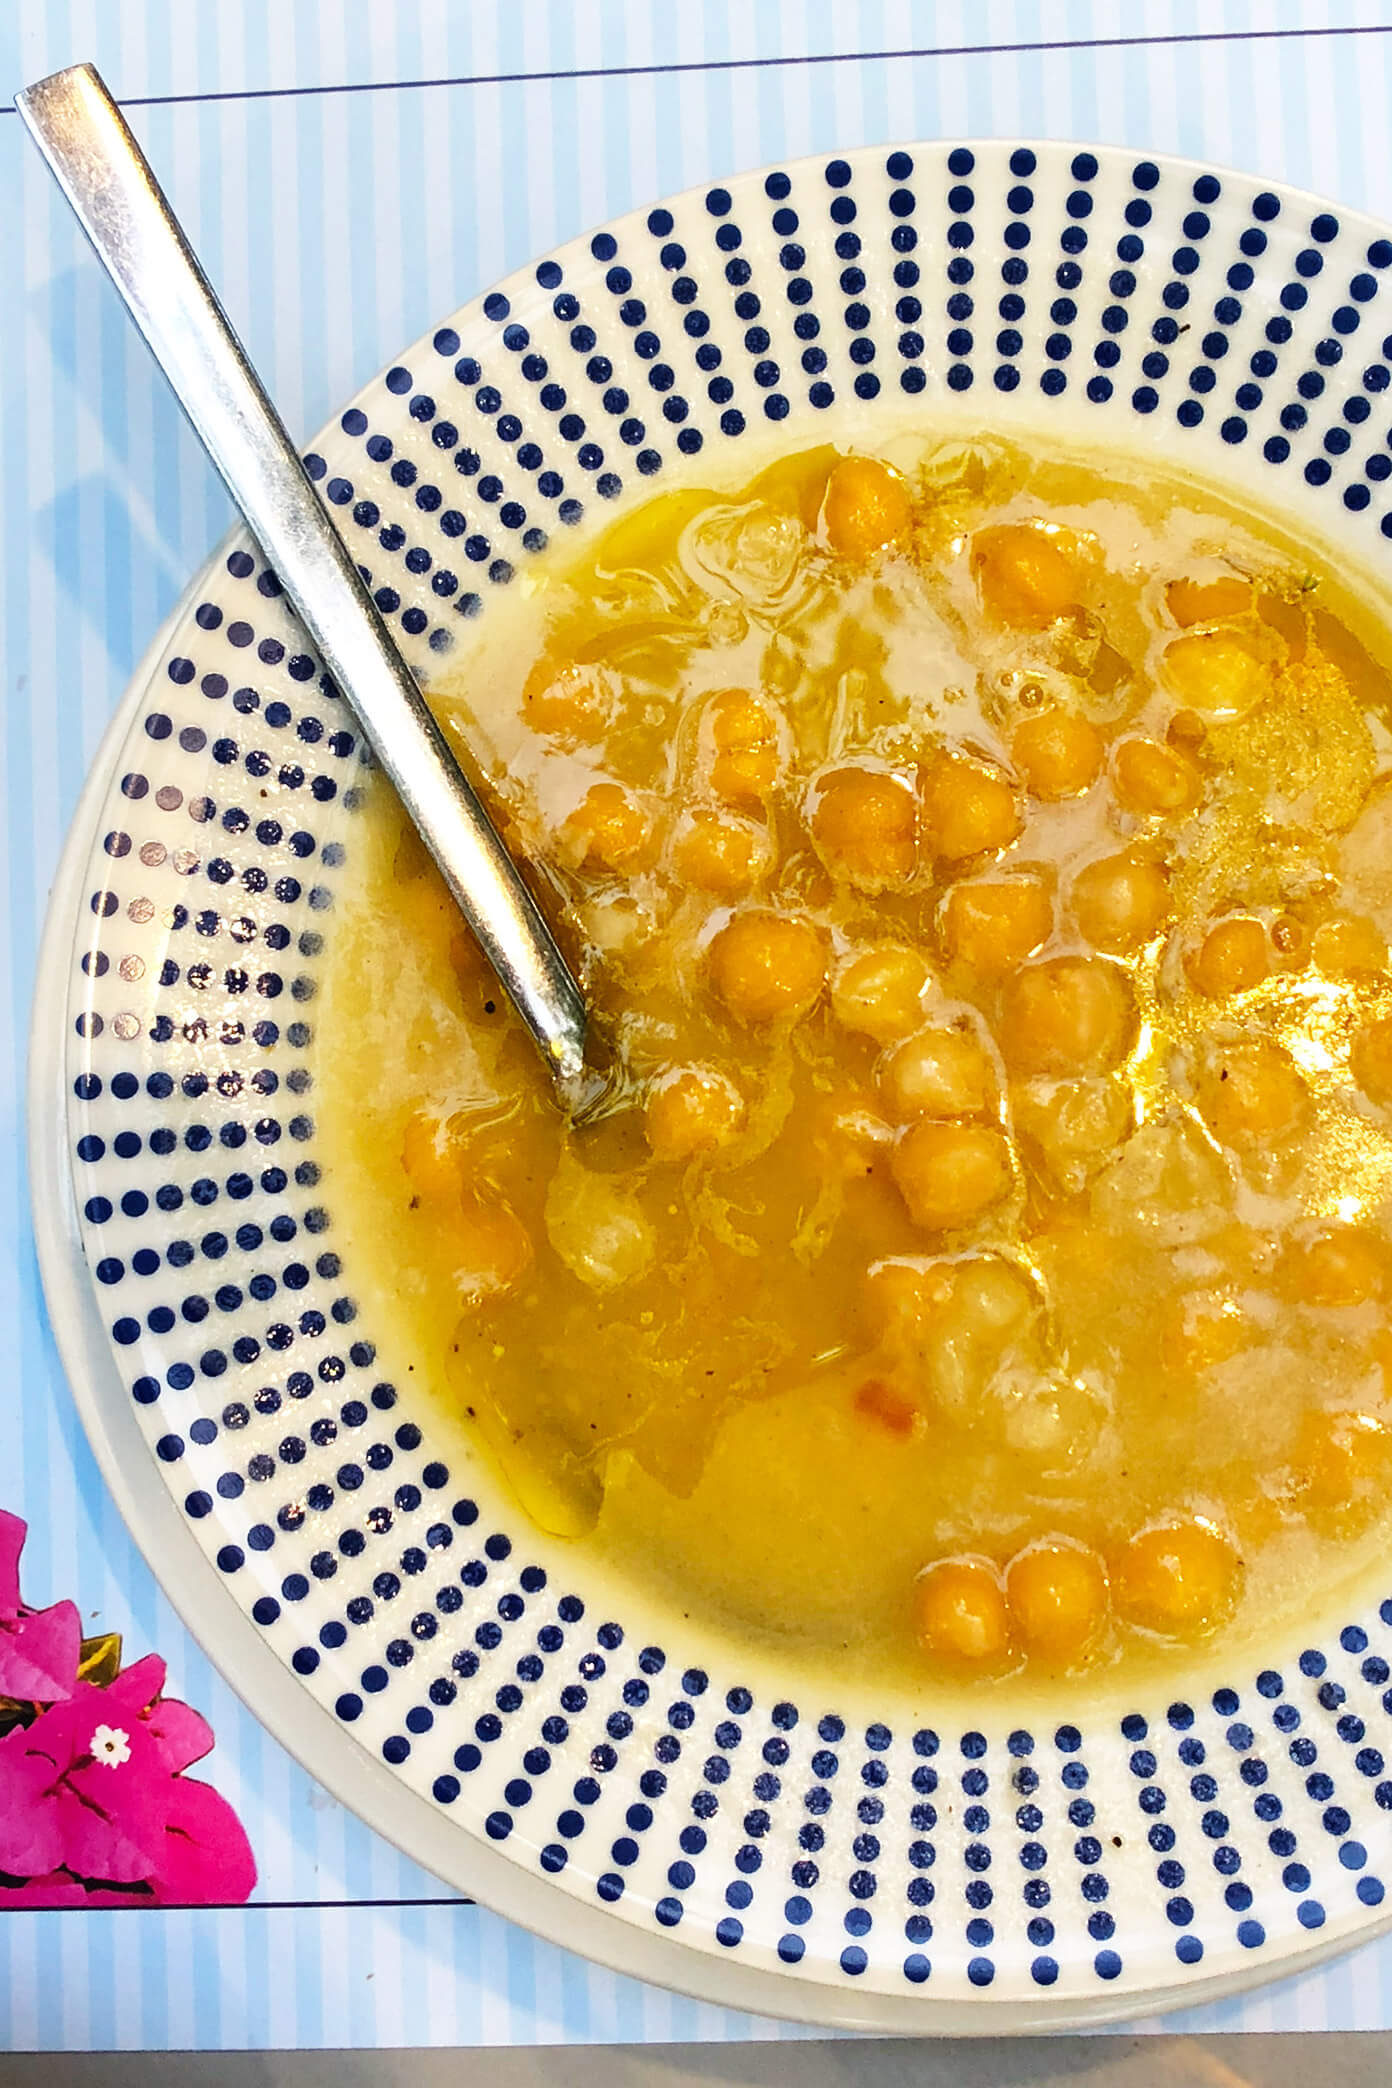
[16,61,593,1103]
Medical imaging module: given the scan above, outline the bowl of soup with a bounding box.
[32,141,1392,2030]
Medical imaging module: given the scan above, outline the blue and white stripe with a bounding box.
[6,0,1392,2050]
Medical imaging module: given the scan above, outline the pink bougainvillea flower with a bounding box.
[0,1687,169,1882]
[149,1772,257,1906]
[0,1510,80,1703]
[0,1663,256,1905]
[0,1514,255,1907]
[0,1872,159,1909]
[0,1870,108,1907]
[104,1653,215,1776]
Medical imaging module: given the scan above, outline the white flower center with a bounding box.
[90,1723,131,1770]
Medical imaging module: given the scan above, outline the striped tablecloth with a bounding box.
[5,0,1392,2049]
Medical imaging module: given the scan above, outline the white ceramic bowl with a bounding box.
[32,139,1392,2030]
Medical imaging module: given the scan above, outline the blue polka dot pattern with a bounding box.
[48,138,1392,2022]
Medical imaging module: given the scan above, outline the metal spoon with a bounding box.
[16,61,603,1116]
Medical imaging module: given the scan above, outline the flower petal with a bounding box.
[57,1695,172,1885]
[106,1653,165,1718]
[0,1513,24,1616]
[145,1697,214,1775]
[147,1777,257,1906]
[0,1601,81,1703]
[0,1727,67,1878]
[104,1658,216,1770]
[0,1868,89,1907]
[54,1771,168,1886]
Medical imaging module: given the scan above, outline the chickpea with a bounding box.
[645,1066,745,1163]
[1161,1294,1251,1374]
[454,1198,534,1302]
[1011,707,1105,801]
[672,808,769,894]
[707,689,780,803]
[708,687,770,746]
[1196,1040,1309,1147]
[1314,915,1388,976]
[922,755,1023,862]
[711,743,778,807]
[891,1120,1012,1231]
[882,1026,995,1121]
[1071,851,1170,954]
[1291,1409,1390,1530]
[1166,573,1254,627]
[1167,707,1208,755]
[860,1259,932,1346]
[1014,1075,1133,1192]
[1162,628,1268,722]
[832,946,934,1043]
[560,781,659,874]
[1091,1113,1234,1237]
[822,455,913,558]
[948,1255,1039,1344]
[1113,737,1202,816]
[1282,1225,1388,1307]
[1006,1539,1110,1666]
[1003,1372,1106,1469]
[501,1434,603,1541]
[941,875,1053,974]
[545,1161,655,1291]
[998,956,1136,1077]
[914,1556,1011,1666]
[809,765,917,890]
[1351,1016,1392,1106]
[917,1260,1045,1420]
[1209,1219,1280,1283]
[521,658,614,740]
[401,1112,463,1209]
[580,893,664,971]
[1270,912,1310,961]
[708,910,826,1025]
[1116,1518,1241,1638]
[1187,916,1270,998]
[973,522,1079,625]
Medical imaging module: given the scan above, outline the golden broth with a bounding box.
[315,430,1392,1694]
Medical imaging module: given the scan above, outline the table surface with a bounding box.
[0,2032,1391,2084]
[8,0,1392,2069]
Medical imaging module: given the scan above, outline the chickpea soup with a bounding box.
[316,432,1392,1691]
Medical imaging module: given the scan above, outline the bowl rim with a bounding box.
[28,133,1392,2033]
